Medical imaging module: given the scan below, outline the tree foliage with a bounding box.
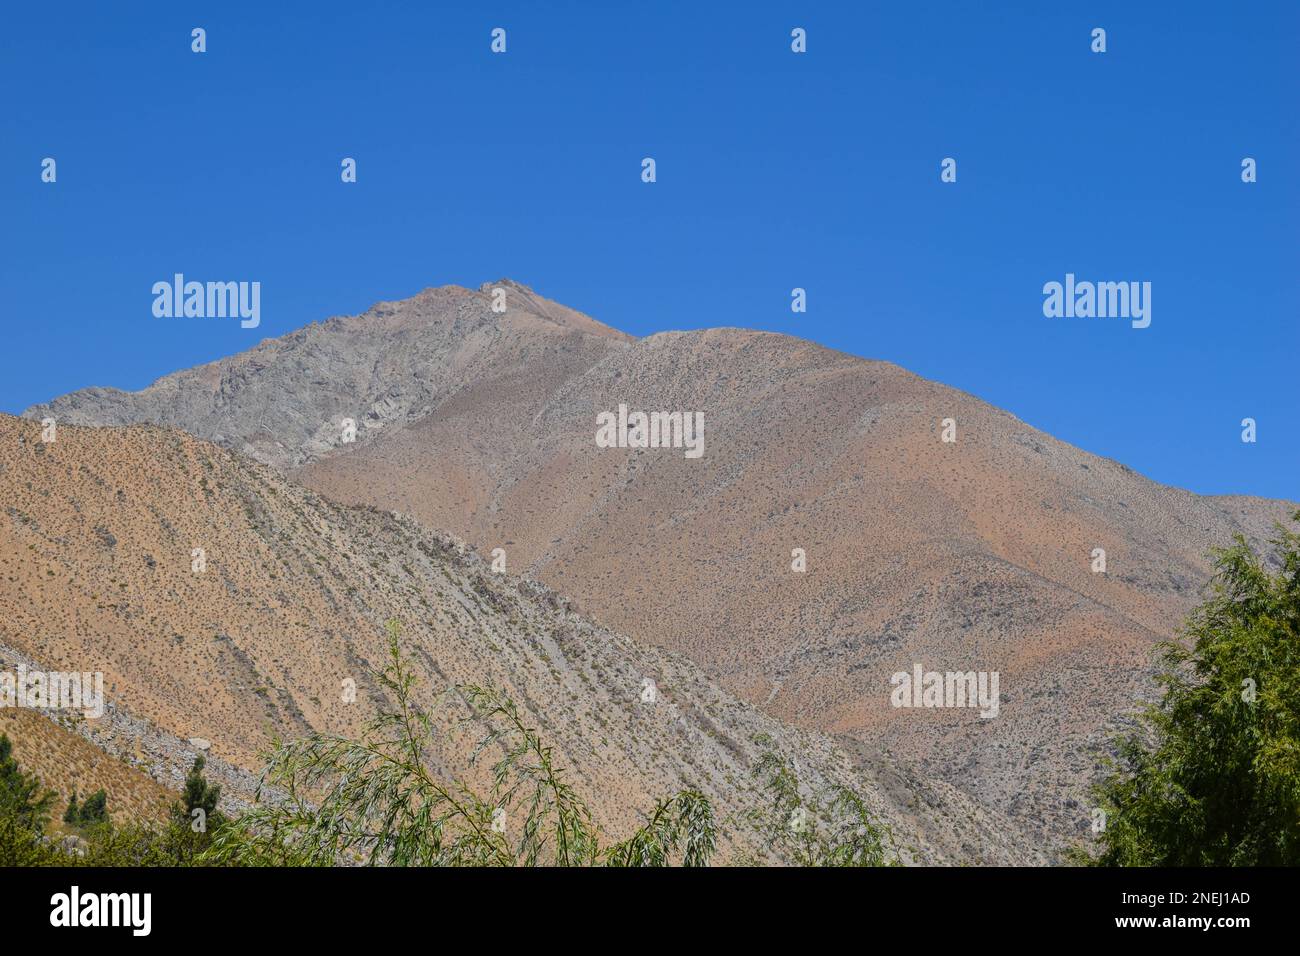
[745,733,898,866]
[0,732,53,832]
[175,755,224,827]
[603,789,716,867]
[1082,514,1300,865]
[76,788,109,827]
[206,620,716,866]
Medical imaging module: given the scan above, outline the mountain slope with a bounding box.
[0,414,1023,863]
[296,319,1294,848]
[28,281,1295,854]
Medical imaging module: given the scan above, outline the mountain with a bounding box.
[27,279,1296,855]
[0,414,1025,863]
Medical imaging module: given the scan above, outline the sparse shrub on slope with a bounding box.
[1079,514,1300,866]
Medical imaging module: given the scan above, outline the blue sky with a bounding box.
[2,1,1295,500]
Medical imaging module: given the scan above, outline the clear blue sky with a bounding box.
[2,1,1295,500]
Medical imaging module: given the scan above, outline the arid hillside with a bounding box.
[0,414,1026,863]
[0,704,172,827]
[28,281,1295,854]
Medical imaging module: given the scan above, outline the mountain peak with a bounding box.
[478,277,536,295]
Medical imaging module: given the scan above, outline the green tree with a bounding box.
[172,756,225,831]
[76,788,108,827]
[1082,514,1300,866]
[63,790,79,825]
[154,756,227,864]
